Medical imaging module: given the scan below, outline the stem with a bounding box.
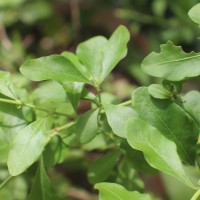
[48,121,76,139]
[191,188,200,200]
[0,175,12,189]
[119,100,132,106]
[0,98,71,117]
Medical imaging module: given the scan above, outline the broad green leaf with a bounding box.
[141,41,200,81]
[20,55,90,83]
[104,104,137,138]
[7,119,47,176]
[95,182,153,200]
[27,158,60,200]
[75,109,99,143]
[148,84,172,99]
[77,25,130,84]
[61,51,92,82]
[63,82,84,111]
[188,3,200,25]
[182,91,200,125]
[0,71,18,99]
[0,129,9,164]
[121,141,157,174]
[132,87,198,164]
[127,116,197,189]
[0,98,27,140]
[88,151,121,184]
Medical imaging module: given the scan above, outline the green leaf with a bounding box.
[75,109,99,143]
[126,116,197,189]
[7,119,47,176]
[88,151,121,184]
[0,129,9,164]
[27,158,60,200]
[95,182,153,200]
[0,98,27,140]
[104,104,137,138]
[132,87,198,164]
[77,25,130,84]
[20,55,90,84]
[182,91,200,125]
[188,3,200,25]
[63,82,84,111]
[148,84,172,99]
[141,41,200,81]
[61,51,92,82]
[0,71,18,100]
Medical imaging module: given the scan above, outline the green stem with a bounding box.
[191,188,200,200]
[48,121,76,139]
[119,100,132,106]
[0,98,70,117]
[0,175,12,189]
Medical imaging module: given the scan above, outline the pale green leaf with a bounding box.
[0,98,27,140]
[182,91,200,125]
[148,84,172,99]
[88,151,121,184]
[75,109,99,143]
[95,182,153,200]
[77,25,130,84]
[104,104,137,138]
[27,158,60,200]
[188,3,200,25]
[7,119,47,176]
[20,55,90,83]
[132,87,198,164]
[63,82,84,111]
[126,116,197,189]
[142,41,200,81]
[0,71,18,100]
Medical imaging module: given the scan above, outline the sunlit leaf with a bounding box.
[188,3,200,25]
[7,119,47,176]
[127,116,197,189]
[142,41,200,81]
[95,182,153,200]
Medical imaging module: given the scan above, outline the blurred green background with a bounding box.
[0,0,200,199]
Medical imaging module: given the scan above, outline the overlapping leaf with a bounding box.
[126,116,196,189]
[7,118,47,176]
[104,104,137,138]
[20,55,90,84]
[88,151,121,184]
[95,182,153,200]
[142,41,200,81]
[27,158,60,200]
[188,3,200,25]
[77,25,130,84]
[131,87,198,164]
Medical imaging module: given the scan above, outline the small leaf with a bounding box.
[95,182,153,200]
[20,55,90,83]
[75,109,99,144]
[132,87,198,164]
[182,91,200,125]
[148,84,172,99]
[104,104,137,138]
[27,158,60,200]
[77,25,130,84]
[63,82,84,111]
[7,119,47,176]
[142,41,200,81]
[126,116,197,189]
[188,3,200,25]
[0,71,18,99]
[88,151,121,184]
